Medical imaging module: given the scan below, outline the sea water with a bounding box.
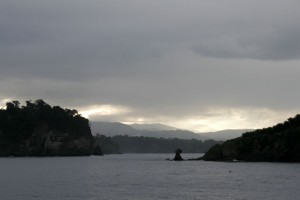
[0,154,299,200]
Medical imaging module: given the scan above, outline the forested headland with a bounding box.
[0,100,102,156]
[203,115,300,162]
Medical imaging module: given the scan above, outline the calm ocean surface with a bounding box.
[0,154,299,200]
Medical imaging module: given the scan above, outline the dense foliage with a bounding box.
[108,135,222,153]
[0,100,91,141]
[0,100,100,156]
[203,115,300,162]
[94,134,121,154]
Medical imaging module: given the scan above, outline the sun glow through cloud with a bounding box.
[78,104,131,119]
[0,98,13,109]
[1,99,296,132]
[0,0,300,137]
[121,107,298,133]
[166,107,297,132]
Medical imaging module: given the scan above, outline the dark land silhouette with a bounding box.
[3,99,299,161]
[94,134,121,154]
[0,100,102,156]
[99,135,221,154]
[202,115,300,162]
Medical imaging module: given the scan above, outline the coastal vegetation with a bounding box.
[203,115,300,162]
[106,135,221,153]
[4,99,299,161]
[0,100,102,156]
[94,134,121,154]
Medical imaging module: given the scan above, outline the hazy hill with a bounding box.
[91,122,250,141]
[203,115,300,162]
[91,122,206,140]
[129,123,177,131]
[91,122,135,136]
[199,129,253,140]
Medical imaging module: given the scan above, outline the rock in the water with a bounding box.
[173,148,183,161]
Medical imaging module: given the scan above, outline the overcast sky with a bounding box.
[1,0,300,132]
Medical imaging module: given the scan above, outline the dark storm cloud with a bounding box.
[1,1,299,80]
[1,0,300,130]
[0,0,180,80]
[193,27,300,60]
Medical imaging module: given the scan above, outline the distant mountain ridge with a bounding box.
[91,122,206,140]
[129,123,177,131]
[91,121,250,140]
[199,129,254,140]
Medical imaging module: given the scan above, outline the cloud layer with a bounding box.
[1,0,300,131]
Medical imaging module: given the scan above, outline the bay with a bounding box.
[0,154,299,200]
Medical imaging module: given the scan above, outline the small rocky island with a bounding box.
[0,100,103,156]
[202,115,300,162]
[173,148,183,161]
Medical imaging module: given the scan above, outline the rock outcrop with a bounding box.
[173,148,184,161]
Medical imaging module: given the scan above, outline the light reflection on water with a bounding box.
[0,154,299,200]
